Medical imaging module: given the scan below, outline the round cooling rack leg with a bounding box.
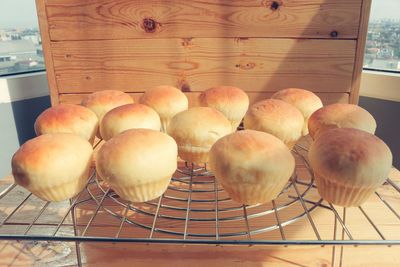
[149,197,163,238]
[116,201,131,238]
[359,206,386,240]
[214,179,220,240]
[23,201,50,235]
[82,187,111,236]
[339,208,347,267]
[71,199,83,267]
[375,191,400,220]
[0,193,32,226]
[92,138,103,149]
[0,183,17,200]
[291,171,321,241]
[328,203,353,240]
[332,214,338,267]
[271,200,286,241]
[295,143,309,152]
[183,164,194,239]
[242,205,252,241]
[386,178,400,193]
[52,173,96,236]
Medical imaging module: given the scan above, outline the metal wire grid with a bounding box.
[0,144,399,247]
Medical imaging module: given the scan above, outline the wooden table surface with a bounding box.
[1,141,399,266]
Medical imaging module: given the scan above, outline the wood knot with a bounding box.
[179,81,191,92]
[143,18,157,33]
[236,61,256,70]
[234,37,249,45]
[181,38,193,48]
[330,30,338,38]
[271,1,280,10]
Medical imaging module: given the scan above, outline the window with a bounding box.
[0,0,44,76]
[363,0,400,72]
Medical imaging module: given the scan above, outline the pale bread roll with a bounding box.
[96,129,177,202]
[199,86,249,132]
[34,104,98,143]
[243,99,304,149]
[209,130,295,205]
[139,85,188,132]
[309,128,392,207]
[308,103,376,140]
[167,107,231,165]
[12,133,93,202]
[81,90,134,138]
[100,103,161,141]
[271,88,323,136]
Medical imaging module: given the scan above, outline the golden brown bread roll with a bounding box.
[139,85,188,132]
[12,133,93,202]
[308,103,376,140]
[34,104,98,143]
[100,103,161,141]
[199,86,249,132]
[243,99,304,149]
[167,107,231,165]
[96,129,177,202]
[309,128,392,207]
[81,90,134,138]
[271,88,323,136]
[209,130,295,205]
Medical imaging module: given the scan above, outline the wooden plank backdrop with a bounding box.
[45,0,362,40]
[51,38,356,94]
[36,0,371,106]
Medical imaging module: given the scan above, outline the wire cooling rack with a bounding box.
[0,142,399,251]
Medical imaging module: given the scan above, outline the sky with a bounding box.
[370,0,400,21]
[0,0,399,29]
[0,0,39,29]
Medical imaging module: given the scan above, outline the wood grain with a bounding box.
[58,92,350,106]
[79,243,400,267]
[36,0,60,106]
[51,38,356,95]
[44,0,362,40]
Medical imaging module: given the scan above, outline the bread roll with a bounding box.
[243,99,304,149]
[167,107,231,165]
[271,88,323,136]
[309,128,392,207]
[96,129,177,202]
[209,130,295,205]
[308,103,376,140]
[199,86,249,132]
[12,133,93,202]
[139,85,188,132]
[81,90,134,138]
[100,103,161,141]
[34,104,98,143]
